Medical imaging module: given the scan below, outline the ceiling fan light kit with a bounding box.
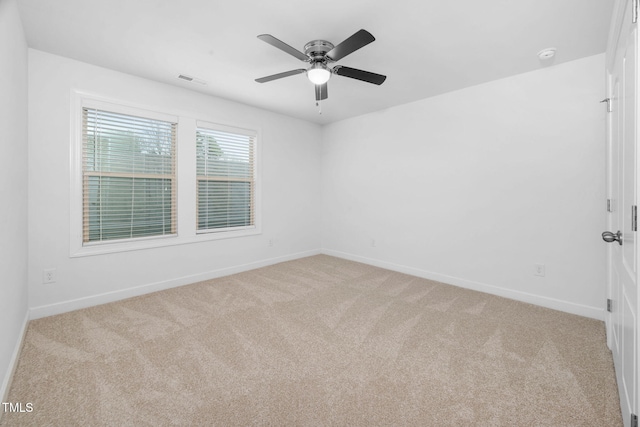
[307,62,331,85]
[255,29,386,104]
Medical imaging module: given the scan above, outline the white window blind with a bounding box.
[196,126,255,232]
[82,107,177,243]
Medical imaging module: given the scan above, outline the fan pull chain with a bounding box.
[316,101,322,115]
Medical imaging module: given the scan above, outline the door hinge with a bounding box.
[607,299,613,313]
[633,205,637,232]
[634,0,639,24]
[631,413,638,427]
[607,199,613,212]
[600,98,612,112]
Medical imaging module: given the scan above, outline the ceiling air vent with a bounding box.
[177,74,207,85]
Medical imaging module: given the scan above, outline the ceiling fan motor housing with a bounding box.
[304,40,335,62]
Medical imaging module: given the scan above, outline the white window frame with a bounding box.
[70,92,261,257]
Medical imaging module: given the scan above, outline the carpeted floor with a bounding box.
[1,255,622,426]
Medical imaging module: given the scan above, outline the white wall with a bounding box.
[28,49,322,317]
[0,0,29,401]
[321,54,606,319]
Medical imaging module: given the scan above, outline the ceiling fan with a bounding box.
[255,29,386,102]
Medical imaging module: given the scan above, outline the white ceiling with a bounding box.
[17,0,613,125]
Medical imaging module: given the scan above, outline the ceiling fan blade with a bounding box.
[325,29,375,62]
[334,66,386,85]
[315,83,328,101]
[257,34,309,61]
[255,69,306,83]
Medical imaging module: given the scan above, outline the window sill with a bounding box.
[70,227,261,258]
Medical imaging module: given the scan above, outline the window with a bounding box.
[71,94,261,256]
[196,124,256,233]
[82,107,177,244]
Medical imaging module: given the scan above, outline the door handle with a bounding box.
[602,230,622,245]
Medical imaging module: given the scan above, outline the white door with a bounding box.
[606,1,639,425]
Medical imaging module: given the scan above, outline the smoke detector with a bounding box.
[537,48,556,60]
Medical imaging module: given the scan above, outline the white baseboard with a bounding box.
[322,249,605,321]
[1,309,29,405]
[29,249,321,319]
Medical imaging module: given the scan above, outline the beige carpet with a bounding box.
[2,255,622,426]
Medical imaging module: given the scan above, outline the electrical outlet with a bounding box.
[534,264,545,277]
[43,268,57,284]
